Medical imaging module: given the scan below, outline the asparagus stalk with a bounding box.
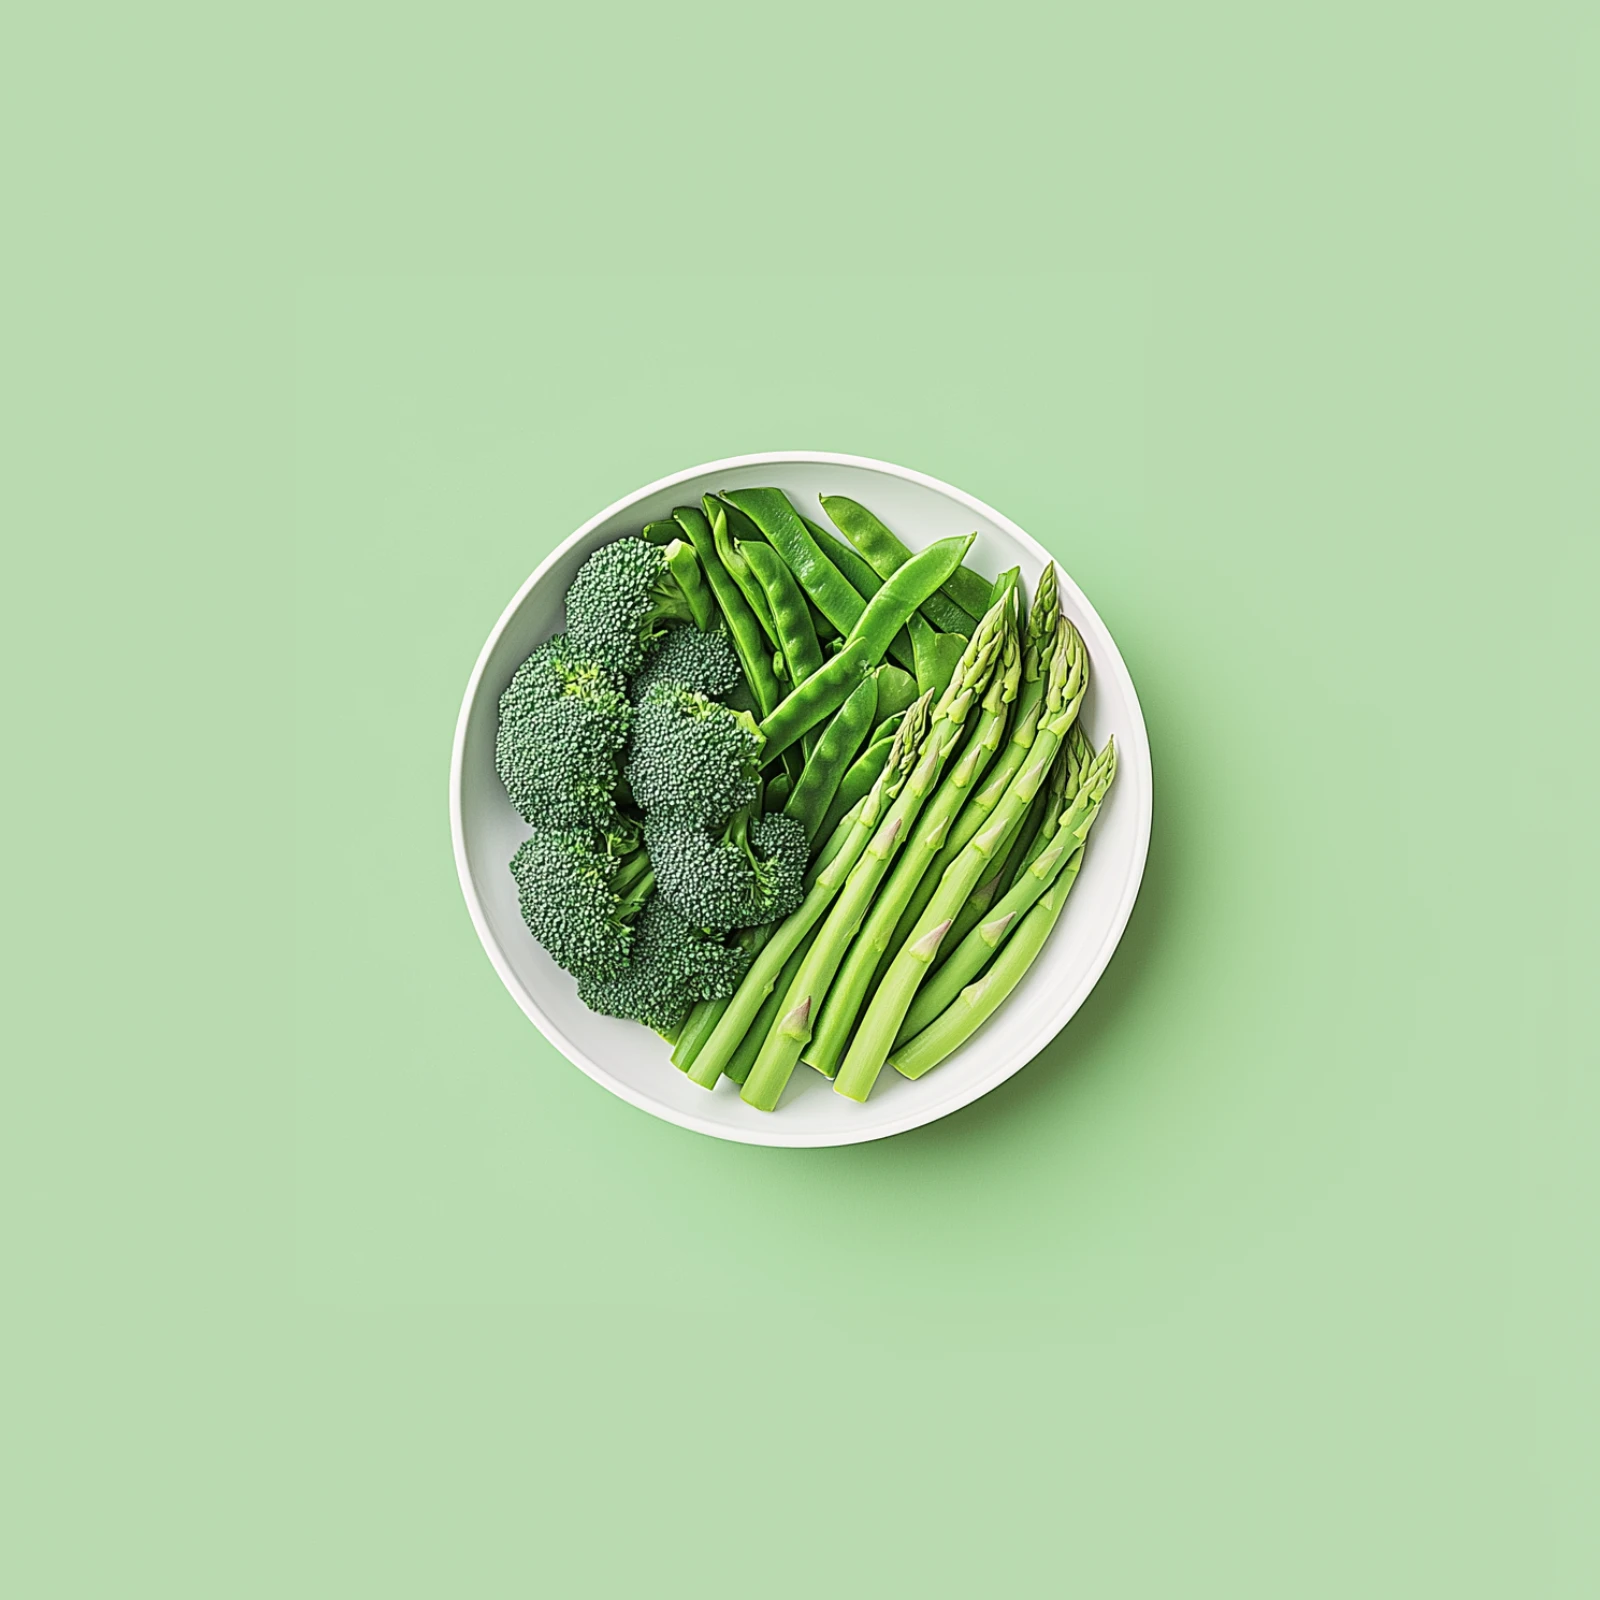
[800,603,1021,1078]
[834,615,1089,1101]
[738,603,1010,1111]
[889,865,1080,1081]
[895,734,1116,1045]
[685,695,933,1091]
[936,727,1077,963]
[878,564,1061,978]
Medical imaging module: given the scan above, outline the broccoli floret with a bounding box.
[647,809,809,933]
[576,896,751,1033]
[624,683,763,828]
[565,537,699,675]
[630,623,743,701]
[509,828,654,980]
[496,633,631,829]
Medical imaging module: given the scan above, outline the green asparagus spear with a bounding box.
[685,695,933,1091]
[878,564,1061,975]
[800,602,1021,1079]
[739,603,1010,1111]
[834,614,1089,1101]
[896,734,1115,1045]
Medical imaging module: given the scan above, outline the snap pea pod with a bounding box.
[874,664,920,720]
[672,506,783,717]
[783,671,880,844]
[908,612,968,698]
[764,770,793,811]
[642,520,680,545]
[742,537,825,695]
[756,533,976,760]
[712,504,781,653]
[709,495,767,546]
[722,488,871,640]
[802,515,918,671]
[662,540,717,632]
[819,494,990,629]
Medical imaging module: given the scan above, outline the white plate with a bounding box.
[451,452,1152,1146]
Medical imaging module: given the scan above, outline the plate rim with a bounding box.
[449,450,1153,1147]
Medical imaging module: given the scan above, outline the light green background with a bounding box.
[6,3,1594,1595]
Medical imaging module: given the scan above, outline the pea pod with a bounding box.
[987,565,1022,614]
[742,540,824,685]
[908,612,968,698]
[802,515,918,671]
[820,494,991,625]
[711,505,781,652]
[783,671,880,844]
[671,505,783,717]
[756,533,976,760]
[663,540,717,632]
[874,664,920,720]
[722,487,868,639]
[642,520,680,546]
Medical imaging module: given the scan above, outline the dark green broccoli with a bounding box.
[624,683,763,828]
[565,537,700,675]
[509,829,654,980]
[496,633,631,829]
[576,896,751,1033]
[630,623,743,702]
[646,808,809,933]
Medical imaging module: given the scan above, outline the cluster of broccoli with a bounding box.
[496,536,807,1037]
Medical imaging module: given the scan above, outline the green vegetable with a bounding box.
[646,807,808,934]
[938,730,1071,958]
[833,614,1088,1101]
[710,503,781,652]
[739,604,1009,1111]
[756,533,977,761]
[907,612,969,698]
[685,695,933,1091]
[509,828,653,980]
[565,537,703,675]
[800,514,919,670]
[880,564,1061,964]
[670,787,873,1076]
[629,624,742,701]
[987,565,1021,614]
[783,671,880,845]
[800,603,1021,1080]
[671,506,784,718]
[576,896,751,1035]
[763,770,792,811]
[819,493,990,629]
[721,487,869,640]
[625,682,763,828]
[874,664,920,720]
[495,632,632,831]
[897,734,1115,1045]
[742,537,826,758]
[816,718,901,844]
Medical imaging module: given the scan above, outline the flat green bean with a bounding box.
[820,494,991,625]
